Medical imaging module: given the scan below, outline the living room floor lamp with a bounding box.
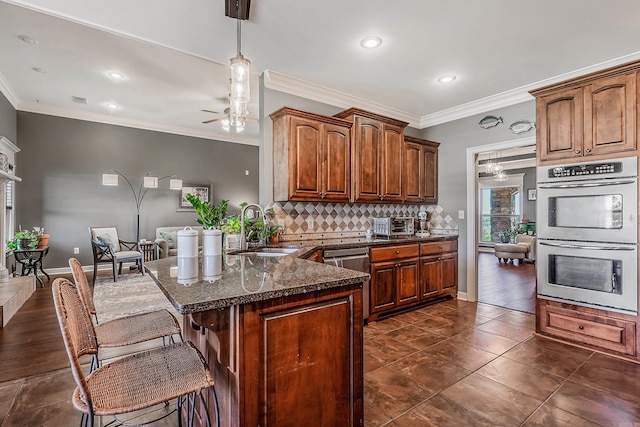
[101,170,182,243]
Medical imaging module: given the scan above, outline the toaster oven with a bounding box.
[372,217,415,237]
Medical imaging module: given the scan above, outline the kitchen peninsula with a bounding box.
[146,253,369,427]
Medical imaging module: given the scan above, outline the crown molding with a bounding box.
[263,70,421,127]
[421,50,640,128]
[0,72,19,108]
[17,101,259,146]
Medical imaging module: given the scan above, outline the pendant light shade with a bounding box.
[230,53,250,104]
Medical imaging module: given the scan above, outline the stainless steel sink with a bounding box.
[234,246,302,257]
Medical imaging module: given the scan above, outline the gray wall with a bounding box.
[422,100,536,293]
[16,112,259,268]
[0,92,16,143]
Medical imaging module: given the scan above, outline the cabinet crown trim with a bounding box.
[334,108,409,128]
[529,59,640,97]
[404,135,441,148]
[270,107,353,127]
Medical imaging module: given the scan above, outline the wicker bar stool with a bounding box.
[69,258,182,356]
[53,278,219,427]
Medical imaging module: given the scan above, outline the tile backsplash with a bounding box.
[266,201,458,241]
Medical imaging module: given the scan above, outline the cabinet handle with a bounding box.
[396,250,400,254]
[586,148,592,153]
[575,149,581,154]
[578,325,584,330]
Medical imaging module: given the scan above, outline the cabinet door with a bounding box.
[421,144,438,204]
[537,87,584,162]
[440,253,458,294]
[403,142,422,202]
[419,255,440,298]
[323,123,351,201]
[370,261,396,313]
[396,258,419,306]
[584,72,637,156]
[289,116,322,199]
[380,124,404,202]
[352,117,382,202]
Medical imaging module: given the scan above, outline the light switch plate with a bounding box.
[458,210,465,220]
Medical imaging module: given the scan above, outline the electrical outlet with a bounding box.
[307,217,314,229]
[73,247,79,254]
[458,210,465,220]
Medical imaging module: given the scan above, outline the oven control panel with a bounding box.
[549,161,622,178]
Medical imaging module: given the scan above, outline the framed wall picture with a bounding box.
[178,184,209,211]
[527,189,537,201]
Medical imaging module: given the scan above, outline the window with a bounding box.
[479,174,524,245]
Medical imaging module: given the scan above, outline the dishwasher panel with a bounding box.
[323,247,370,321]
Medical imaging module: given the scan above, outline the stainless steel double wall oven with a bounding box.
[536,156,638,314]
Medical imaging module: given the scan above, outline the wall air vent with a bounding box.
[72,96,87,104]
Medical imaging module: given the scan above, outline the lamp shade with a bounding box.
[143,176,159,188]
[102,173,118,186]
[230,53,250,104]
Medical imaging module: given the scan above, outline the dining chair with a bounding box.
[69,258,182,369]
[89,226,144,285]
[52,278,219,427]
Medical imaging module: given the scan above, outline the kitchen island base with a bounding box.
[186,284,364,427]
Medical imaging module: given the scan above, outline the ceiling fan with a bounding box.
[201,108,258,129]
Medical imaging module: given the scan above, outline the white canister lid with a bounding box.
[177,226,198,237]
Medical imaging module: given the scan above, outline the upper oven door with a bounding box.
[537,178,637,243]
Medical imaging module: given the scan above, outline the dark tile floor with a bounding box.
[3,291,640,426]
[364,299,640,426]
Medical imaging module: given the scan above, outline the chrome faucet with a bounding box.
[240,203,266,250]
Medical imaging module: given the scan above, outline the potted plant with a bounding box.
[263,225,284,244]
[32,226,50,248]
[7,228,39,250]
[186,194,228,230]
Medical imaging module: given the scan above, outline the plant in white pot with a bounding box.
[186,194,228,256]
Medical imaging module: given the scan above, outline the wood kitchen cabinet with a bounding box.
[271,107,352,202]
[419,240,458,299]
[404,136,439,204]
[334,108,408,203]
[531,65,639,164]
[369,244,419,319]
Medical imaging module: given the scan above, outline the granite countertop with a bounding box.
[277,233,459,259]
[145,234,457,314]
[145,253,370,314]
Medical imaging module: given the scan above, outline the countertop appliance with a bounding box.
[372,217,415,237]
[536,156,638,314]
[323,247,370,321]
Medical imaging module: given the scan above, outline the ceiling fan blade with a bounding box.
[202,118,223,124]
[201,109,221,114]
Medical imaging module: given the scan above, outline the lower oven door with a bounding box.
[537,239,638,314]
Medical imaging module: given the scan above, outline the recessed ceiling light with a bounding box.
[437,75,457,83]
[18,35,37,44]
[106,103,119,109]
[360,36,382,49]
[31,67,47,74]
[108,71,125,79]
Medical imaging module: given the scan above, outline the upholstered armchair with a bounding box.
[89,226,144,284]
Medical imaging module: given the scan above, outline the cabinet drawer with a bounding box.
[420,240,457,256]
[370,244,419,262]
[539,304,636,356]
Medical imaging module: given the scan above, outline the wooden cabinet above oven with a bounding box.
[531,61,640,165]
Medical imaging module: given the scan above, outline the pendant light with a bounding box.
[229,2,250,130]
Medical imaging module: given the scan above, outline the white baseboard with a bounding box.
[457,291,468,301]
[39,264,137,276]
